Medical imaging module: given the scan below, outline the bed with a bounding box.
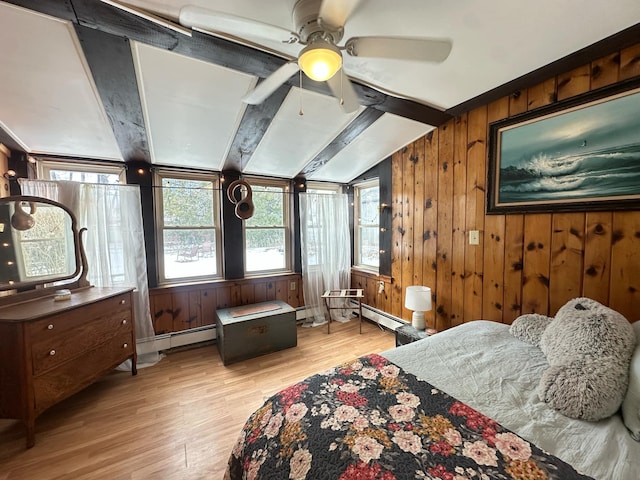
[224,321,640,479]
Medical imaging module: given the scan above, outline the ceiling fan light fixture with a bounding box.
[298,40,342,82]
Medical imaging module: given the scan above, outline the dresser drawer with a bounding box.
[33,331,134,414]
[30,295,133,376]
[27,292,132,342]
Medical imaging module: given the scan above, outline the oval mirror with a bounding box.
[0,196,83,291]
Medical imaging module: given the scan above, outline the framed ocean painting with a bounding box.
[487,78,640,213]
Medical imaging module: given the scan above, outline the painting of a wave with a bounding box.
[489,81,640,213]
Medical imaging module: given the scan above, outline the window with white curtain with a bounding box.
[299,190,351,325]
[154,171,221,284]
[354,179,380,270]
[244,178,291,274]
[35,160,126,283]
[305,182,339,267]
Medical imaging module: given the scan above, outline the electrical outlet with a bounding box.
[290,281,296,291]
[469,230,480,245]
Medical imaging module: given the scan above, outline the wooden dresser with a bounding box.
[0,286,137,448]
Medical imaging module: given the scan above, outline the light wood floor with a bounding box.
[0,320,395,480]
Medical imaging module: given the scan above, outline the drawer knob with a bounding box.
[123,343,128,349]
[49,350,56,356]
[120,300,126,305]
[121,319,127,325]
[47,324,54,330]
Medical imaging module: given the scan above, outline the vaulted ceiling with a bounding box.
[1,0,639,183]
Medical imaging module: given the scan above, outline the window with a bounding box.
[39,160,124,184]
[244,179,291,274]
[354,179,380,270]
[155,171,221,283]
[303,182,340,266]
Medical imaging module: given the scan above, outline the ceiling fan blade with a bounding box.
[319,0,362,31]
[179,5,298,43]
[243,61,300,105]
[326,71,360,114]
[345,36,452,63]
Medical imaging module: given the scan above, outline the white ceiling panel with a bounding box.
[243,87,364,178]
[0,2,121,159]
[308,113,434,183]
[132,41,256,170]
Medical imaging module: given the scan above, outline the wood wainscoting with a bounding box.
[149,273,303,335]
[350,269,398,322]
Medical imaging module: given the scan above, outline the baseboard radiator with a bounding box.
[136,303,404,354]
[351,301,406,331]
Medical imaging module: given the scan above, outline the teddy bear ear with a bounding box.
[510,313,552,346]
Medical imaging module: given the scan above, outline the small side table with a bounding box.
[321,288,364,334]
[395,324,435,347]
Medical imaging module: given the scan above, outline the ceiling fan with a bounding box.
[179,0,452,113]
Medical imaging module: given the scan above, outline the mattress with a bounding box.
[382,320,640,479]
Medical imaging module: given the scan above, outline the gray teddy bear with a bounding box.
[511,297,636,421]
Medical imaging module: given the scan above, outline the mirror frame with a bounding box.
[0,195,88,293]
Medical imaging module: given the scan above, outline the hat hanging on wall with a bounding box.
[227,179,255,220]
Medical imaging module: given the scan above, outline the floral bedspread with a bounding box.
[225,354,593,480]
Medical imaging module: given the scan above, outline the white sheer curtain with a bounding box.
[19,179,159,366]
[299,192,352,326]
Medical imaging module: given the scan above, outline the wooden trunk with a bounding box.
[215,300,296,365]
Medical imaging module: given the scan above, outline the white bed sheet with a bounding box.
[382,320,640,480]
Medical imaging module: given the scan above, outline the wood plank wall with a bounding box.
[149,274,302,334]
[353,42,640,331]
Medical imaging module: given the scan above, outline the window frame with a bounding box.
[38,159,126,184]
[154,169,222,285]
[353,178,380,272]
[242,177,292,275]
[306,181,341,194]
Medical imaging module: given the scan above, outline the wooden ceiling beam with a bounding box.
[223,83,292,172]
[75,24,151,163]
[300,108,385,177]
[3,0,76,21]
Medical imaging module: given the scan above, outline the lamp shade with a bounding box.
[405,286,432,330]
[404,286,432,312]
[298,40,342,82]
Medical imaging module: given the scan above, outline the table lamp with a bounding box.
[404,286,432,330]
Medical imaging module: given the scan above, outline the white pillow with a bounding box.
[622,321,640,440]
